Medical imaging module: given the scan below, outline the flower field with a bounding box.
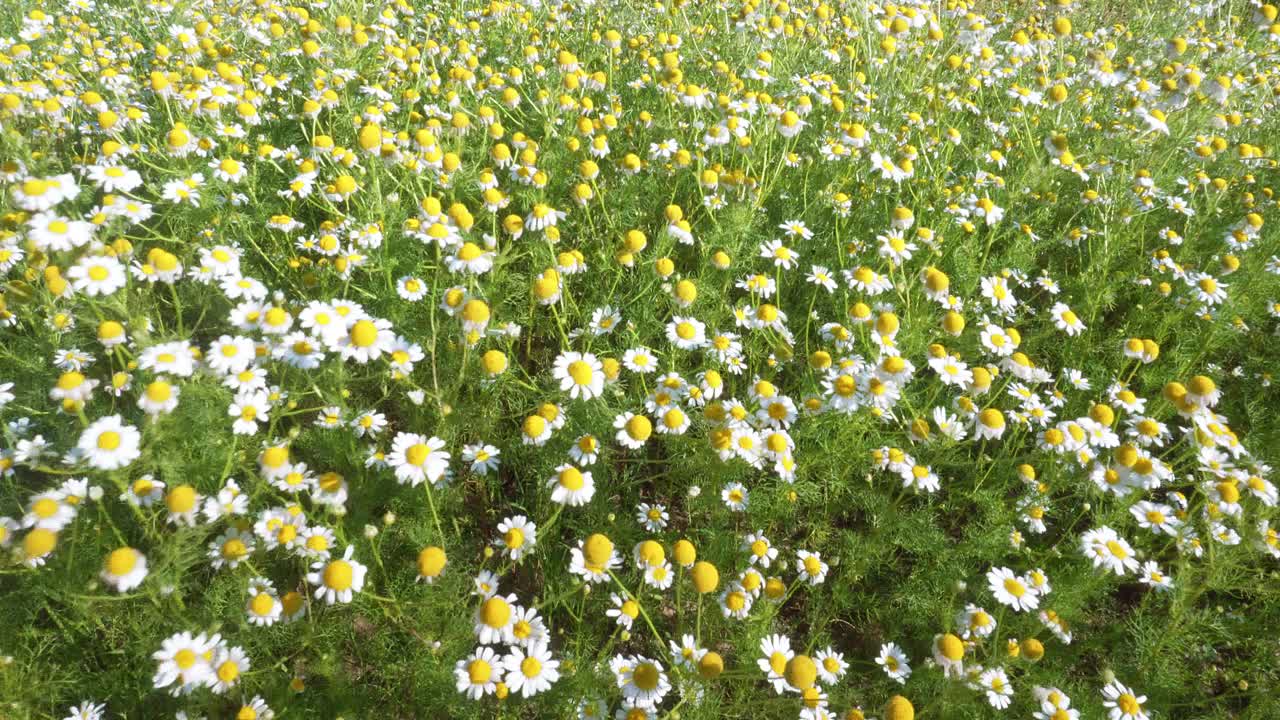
[3,0,1280,718]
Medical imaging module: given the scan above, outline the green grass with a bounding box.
[1,0,1280,718]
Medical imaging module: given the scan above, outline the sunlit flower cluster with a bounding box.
[3,0,1279,718]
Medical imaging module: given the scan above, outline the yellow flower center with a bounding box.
[405,443,430,467]
[105,548,137,576]
[468,659,492,684]
[558,467,584,490]
[633,662,660,691]
[626,415,652,441]
[803,556,822,576]
[222,538,248,560]
[568,360,594,385]
[217,660,239,683]
[323,560,354,590]
[166,485,196,512]
[251,592,275,616]
[350,319,378,347]
[480,597,510,628]
[938,633,964,661]
[146,382,172,402]
[520,657,542,678]
[458,242,483,261]
[1003,578,1026,598]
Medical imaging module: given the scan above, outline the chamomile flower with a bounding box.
[1129,501,1179,535]
[979,667,1014,709]
[671,635,707,669]
[23,492,76,531]
[208,645,250,694]
[228,391,271,435]
[1101,680,1149,720]
[209,528,255,570]
[1137,561,1173,591]
[1050,303,1087,336]
[933,633,966,678]
[455,646,501,699]
[78,415,141,470]
[509,605,549,648]
[743,531,778,568]
[644,562,674,590]
[496,515,537,561]
[234,697,273,720]
[876,643,911,684]
[554,351,605,400]
[62,701,106,720]
[396,276,429,301]
[760,239,799,269]
[589,306,622,335]
[807,265,837,292]
[296,525,336,560]
[636,503,668,532]
[408,545,447,585]
[151,632,215,694]
[549,464,595,506]
[757,634,794,693]
[666,316,707,350]
[623,347,659,373]
[958,604,998,640]
[570,534,620,584]
[462,443,502,475]
[0,516,19,547]
[100,547,148,592]
[615,412,653,449]
[245,578,283,626]
[340,317,395,363]
[607,593,641,630]
[987,566,1039,612]
[388,433,450,486]
[448,242,495,274]
[796,550,829,585]
[307,545,367,605]
[68,255,127,296]
[521,413,554,446]
[1080,526,1140,575]
[503,641,560,698]
[814,647,848,685]
[617,656,671,708]
[475,594,518,644]
[721,481,749,511]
